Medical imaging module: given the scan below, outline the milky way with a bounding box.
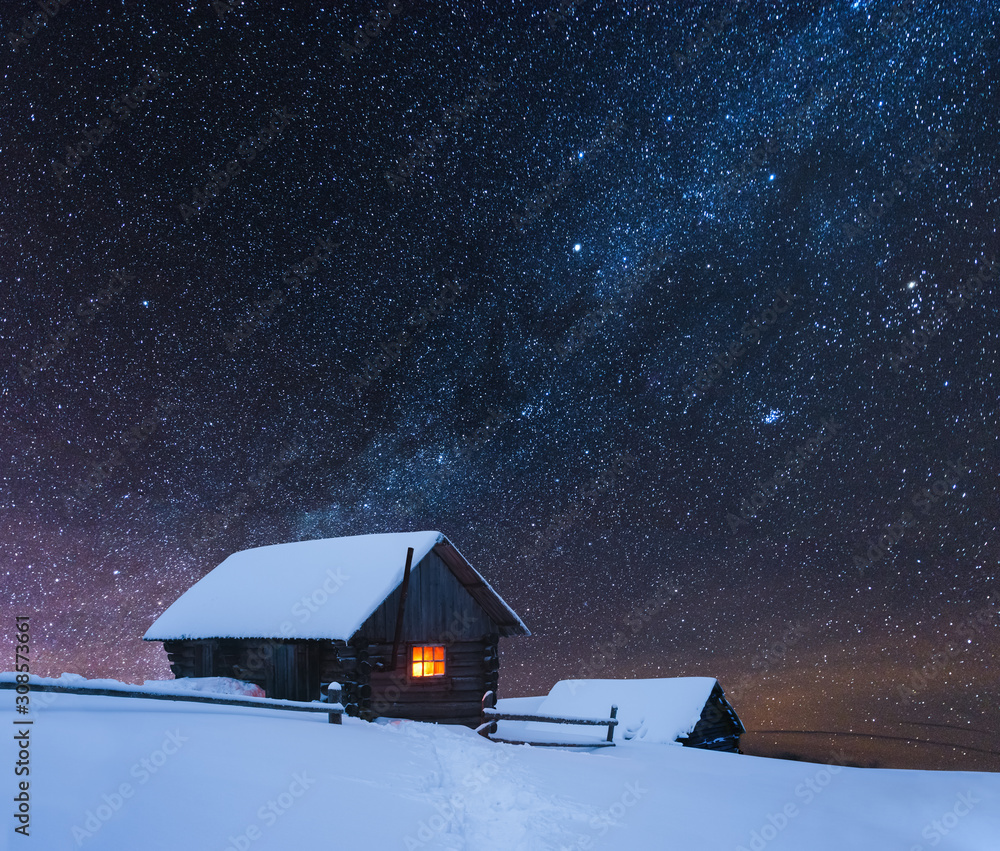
[3,1,999,771]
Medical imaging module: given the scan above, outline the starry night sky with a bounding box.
[4,1,999,771]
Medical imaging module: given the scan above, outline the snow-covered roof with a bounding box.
[144,531,528,641]
[527,677,719,744]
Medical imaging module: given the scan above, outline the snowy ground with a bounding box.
[4,687,999,850]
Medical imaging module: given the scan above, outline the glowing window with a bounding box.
[411,645,445,678]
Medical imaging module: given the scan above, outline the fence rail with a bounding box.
[478,691,618,747]
[0,679,344,724]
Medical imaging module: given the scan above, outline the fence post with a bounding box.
[480,689,497,738]
[321,682,343,725]
[607,704,618,742]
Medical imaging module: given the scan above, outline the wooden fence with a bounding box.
[0,679,345,723]
[478,690,618,747]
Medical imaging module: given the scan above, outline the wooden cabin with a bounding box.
[514,676,744,752]
[144,531,529,727]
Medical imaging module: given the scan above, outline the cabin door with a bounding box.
[266,642,320,702]
[268,644,296,700]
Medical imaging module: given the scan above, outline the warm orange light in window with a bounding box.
[411,645,445,677]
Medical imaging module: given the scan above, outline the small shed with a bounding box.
[144,531,529,727]
[512,677,744,751]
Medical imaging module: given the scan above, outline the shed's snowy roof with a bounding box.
[528,677,719,744]
[144,531,527,641]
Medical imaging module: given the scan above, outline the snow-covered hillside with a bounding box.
[5,685,998,850]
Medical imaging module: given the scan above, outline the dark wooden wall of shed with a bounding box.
[354,549,496,643]
[162,638,324,702]
[317,636,501,727]
[163,640,210,679]
[678,684,744,753]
